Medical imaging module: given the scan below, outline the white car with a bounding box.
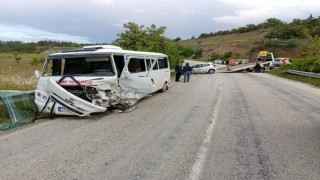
[269,57,291,69]
[191,63,216,74]
[214,59,225,64]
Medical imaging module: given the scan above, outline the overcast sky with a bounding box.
[0,0,319,43]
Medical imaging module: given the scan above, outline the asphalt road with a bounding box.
[1,72,320,180]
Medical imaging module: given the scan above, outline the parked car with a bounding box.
[269,57,291,69]
[191,62,216,74]
[214,59,225,64]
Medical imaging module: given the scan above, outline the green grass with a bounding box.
[181,30,268,46]
[0,53,43,90]
[268,68,320,88]
[0,80,36,90]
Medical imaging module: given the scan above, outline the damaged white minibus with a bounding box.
[34,45,170,116]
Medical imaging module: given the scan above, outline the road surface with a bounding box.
[1,72,320,180]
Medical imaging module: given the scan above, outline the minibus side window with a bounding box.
[158,58,168,69]
[128,58,146,73]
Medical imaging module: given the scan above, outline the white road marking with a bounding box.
[188,74,223,180]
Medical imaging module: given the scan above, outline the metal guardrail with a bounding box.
[284,69,320,79]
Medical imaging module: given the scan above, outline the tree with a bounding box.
[246,24,258,31]
[223,51,233,59]
[114,22,148,50]
[265,24,304,39]
[209,52,223,61]
[173,37,181,42]
[265,18,285,28]
[113,22,188,67]
[303,28,320,62]
[192,49,203,59]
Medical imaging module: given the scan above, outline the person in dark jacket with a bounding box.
[226,59,230,71]
[175,62,182,82]
[254,61,262,72]
[183,63,192,82]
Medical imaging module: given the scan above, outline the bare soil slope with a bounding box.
[180,30,308,61]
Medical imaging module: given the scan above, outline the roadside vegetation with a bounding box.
[182,14,320,61]
[113,22,194,67]
[267,27,320,88]
[268,66,320,88]
[0,53,44,90]
[198,15,319,45]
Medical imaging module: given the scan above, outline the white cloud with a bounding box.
[180,7,198,14]
[91,0,113,5]
[213,7,276,24]
[1,0,320,42]
[219,0,320,8]
[213,0,320,25]
[136,9,146,13]
[113,19,129,28]
[0,24,90,43]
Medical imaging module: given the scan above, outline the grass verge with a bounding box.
[0,53,43,91]
[268,68,320,88]
[0,80,36,91]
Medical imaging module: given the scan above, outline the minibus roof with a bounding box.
[47,46,167,59]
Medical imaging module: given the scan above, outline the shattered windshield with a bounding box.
[43,56,115,76]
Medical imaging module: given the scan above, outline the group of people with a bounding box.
[175,62,192,82]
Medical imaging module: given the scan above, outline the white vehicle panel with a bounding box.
[47,78,106,116]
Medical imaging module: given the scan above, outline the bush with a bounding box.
[286,39,299,48]
[192,49,203,59]
[291,57,320,73]
[30,56,45,66]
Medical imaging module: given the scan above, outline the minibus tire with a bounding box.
[161,82,168,92]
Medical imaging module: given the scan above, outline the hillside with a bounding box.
[180,30,309,61]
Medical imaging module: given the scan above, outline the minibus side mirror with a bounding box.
[34,70,40,79]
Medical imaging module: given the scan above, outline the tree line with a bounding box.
[198,15,320,40]
[0,40,82,53]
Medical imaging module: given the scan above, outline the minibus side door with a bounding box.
[119,56,157,94]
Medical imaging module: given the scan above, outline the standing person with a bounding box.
[175,62,182,82]
[226,59,230,71]
[254,61,262,73]
[183,63,192,82]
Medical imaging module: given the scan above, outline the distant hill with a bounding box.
[180,30,310,61]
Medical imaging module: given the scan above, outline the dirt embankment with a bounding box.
[180,30,309,60]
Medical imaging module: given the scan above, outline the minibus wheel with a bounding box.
[161,82,168,92]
